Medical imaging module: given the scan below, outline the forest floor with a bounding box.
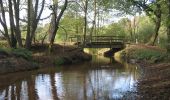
[117,44,170,99]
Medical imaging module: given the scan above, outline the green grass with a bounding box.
[11,48,32,60]
[0,47,32,60]
[115,45,167,63]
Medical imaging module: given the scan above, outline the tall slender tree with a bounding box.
[48,0,68,51]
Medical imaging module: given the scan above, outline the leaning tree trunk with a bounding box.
[147,1,161,46]
[0,0,12,47]
[49,0,68,51]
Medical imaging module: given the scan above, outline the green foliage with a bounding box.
[56,12,84,42]
[117,45,167,63]
[132,49,166,62]
[0,47,32,60]
[137,16,155,43]
[0,40,9,48]
[11,48,32,60]
[103,23,126,36]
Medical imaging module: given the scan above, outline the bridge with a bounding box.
[69,35,125,49]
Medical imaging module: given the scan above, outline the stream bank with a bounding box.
[115,44,170,99]
[0,44,92,74]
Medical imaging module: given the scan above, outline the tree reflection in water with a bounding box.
[0,55,140,100]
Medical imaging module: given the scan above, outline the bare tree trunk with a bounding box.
[89,0,96,42]
[25,0,45,49]
[25,0,32,49]
[49,0,68,51]
[8,0,17,48]
[0,0,12,47]
[13,0,23,47]
[83,0,88,48]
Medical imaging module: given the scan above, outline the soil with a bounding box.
[0,57,38,74]
[122,45,170,100]
[0,44,92,74]
[135,62,170,100]
[32,44,92,67]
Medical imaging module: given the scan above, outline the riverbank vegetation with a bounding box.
[115,44,170,99]
[115,44,168,63]
[0,0,170,99]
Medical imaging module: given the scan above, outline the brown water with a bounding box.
[0,55,140,100]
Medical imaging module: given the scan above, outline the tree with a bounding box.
[0,0,22,48]
[166,0,170,51]
[48,0,68,50]
[25,0,45,49]
[110,0,162,45]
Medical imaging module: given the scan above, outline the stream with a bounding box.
[0,54,140,100]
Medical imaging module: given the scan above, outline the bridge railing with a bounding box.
[69,35,125,44]
[91,36,125,43]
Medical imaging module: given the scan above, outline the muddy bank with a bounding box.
[0,44,92,74]
[32,44,92,67]
[135,62,170,99]
[115,44,170,99]
[0,55,38,74]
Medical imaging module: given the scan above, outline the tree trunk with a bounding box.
[8,0,17,48]
[0,0,12,47]
[89,0,97,42]
[13,0,23,47]
[49,0,68,51]
[83,0,88,48]
[25,0,45,49]
[167,0,170,52]
[25,0,32,49]
[147,1,161,46]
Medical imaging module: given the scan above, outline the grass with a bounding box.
[115,44,168,63]
[11,48,32,60]
[0,47,32,60]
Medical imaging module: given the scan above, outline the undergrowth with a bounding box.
[0,47,32,60]
[115,45,168,63]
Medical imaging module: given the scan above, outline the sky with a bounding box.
[0,0,133,33]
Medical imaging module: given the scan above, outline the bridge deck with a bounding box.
[69,35,125,49]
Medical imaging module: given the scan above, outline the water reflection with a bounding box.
[0,55,140,100]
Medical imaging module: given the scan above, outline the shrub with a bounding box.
[11,48,32,60]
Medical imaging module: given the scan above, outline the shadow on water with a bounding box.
[0,49,140,100]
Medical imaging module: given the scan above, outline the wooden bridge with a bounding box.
[69,35,125,49]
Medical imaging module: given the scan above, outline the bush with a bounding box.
[11,48,32,60]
